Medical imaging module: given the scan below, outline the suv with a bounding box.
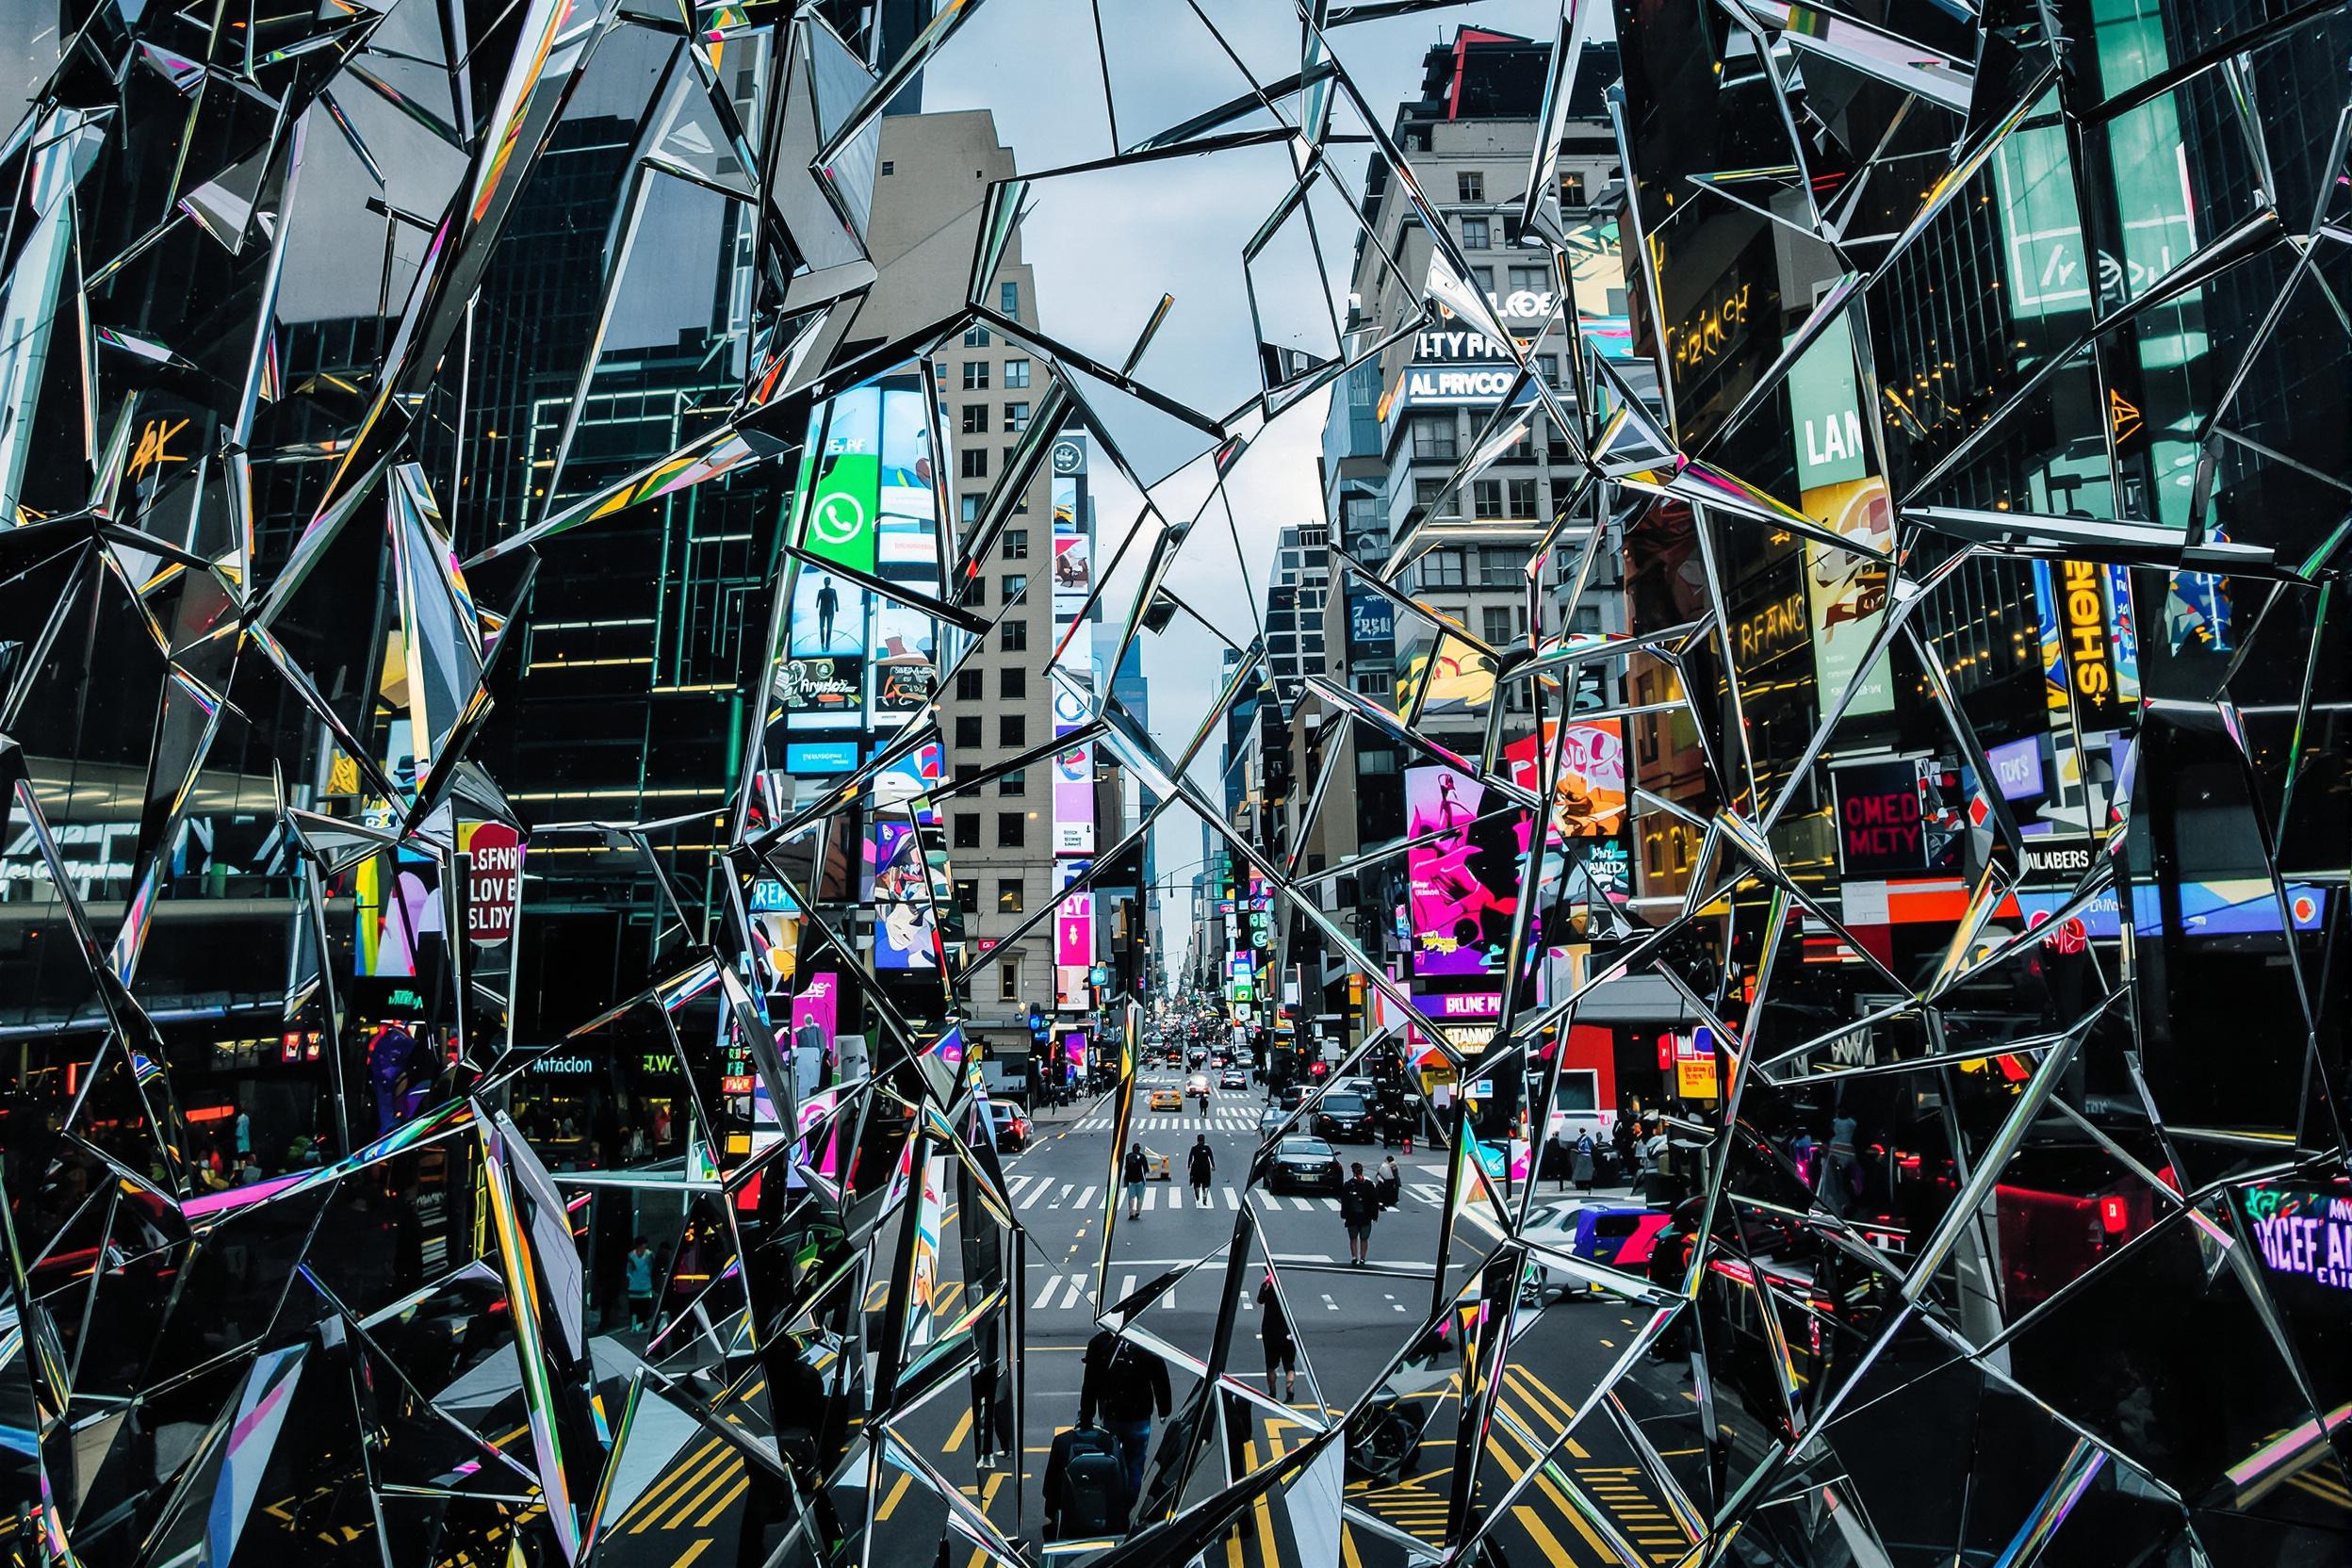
[984,1102,1032,1152]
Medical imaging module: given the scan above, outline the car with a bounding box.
[1149,1088,1184,1111]
[1139,1147,1174,1181]
[1219,1068,1248,1089]
[1519,1201,1674,1301]
[1333,1076,1375,1097]
[1258,1105,1290,1139]
[1314,1091,1377,1142]
[1266,1135,1343,1194]
[1184,1073,1213,1098]
[1278,1085,1310,1112]
[984,1102,1031,1152]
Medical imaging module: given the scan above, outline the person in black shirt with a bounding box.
[1122,1142,1147,1218]
[1186,1135,1215,1203]
[1257,1272,1297,1399]
[1080,1328,1172,1503]
[1340,1162,1380,1265]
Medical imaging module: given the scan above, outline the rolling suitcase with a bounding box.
[1049,1425,1126,1537]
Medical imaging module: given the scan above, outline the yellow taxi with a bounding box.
[1139,1147,1173,1181]
[1148,1087,1184,1111]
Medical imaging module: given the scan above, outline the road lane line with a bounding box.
[694,1474,749,1528]
[1033,1275,1062,1309]
[1049,1183,1072,1207]
[1119,1273,1135,1302]
[1511,1505,1574,1566]
[1254,1191,1280,1211]
[875,1471,914,1522]
[1289,1198,1315,1211]
[1168,1188,1182,1209]
[1143,1186,1157,1211]
[1075,1185,1097,1207]
[1020,1181,1053,1210]
[1224,1186,1241,1209]
[946,1409,973,1452]
[1059,1276,1085,1309]
[1321,1294,1338,1311]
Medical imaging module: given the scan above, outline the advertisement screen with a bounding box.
[782,566,868,729]
[1800,477,1895,719]
[869,599,938,723]
[1405,765,1530,983]
[801,388,880,574]
[873,742,944,825]
[1052,531,1092,612]
[867,820,938,970]
[1054,891,1095,968]
[1053,741,1096,856]
[1833,759,1965,877]
[1502,718,1627,840]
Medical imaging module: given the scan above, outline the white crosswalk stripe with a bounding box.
[1224,1185,1241,1209]
[1020,1179,1053,1210]
[1142,1185,1157,1211]
[1410,1183,1445,1206]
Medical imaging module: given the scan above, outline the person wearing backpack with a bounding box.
[1256,1272,1297,1399]
[1080,1327,1172,1508]
[1186,1135,1216,1203]
[1122,1142,1149,1218]
[1339,1161,1380,1265]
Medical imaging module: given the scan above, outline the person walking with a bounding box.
[1123,1142,1148,1219]
[625,1237,657,1330]
[1340,1161,1380,1266]
[1376,1154,1402,1211]
[1611,1112,1639,1187]
[1080,1328,1172,1505]
[1186,1135,1215,1204]
[1641,1119,1672,1202]
[1573,1131,1597,1194]
[1257,1272,1297,1400]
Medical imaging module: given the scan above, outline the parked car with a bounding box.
[1266,1135,1343,1194]
[984,1102,1032,1152]
[1519,1201,1674,1301]
[1313,1091,1377,1142]
[1278,1085,1310,1112]
[1149,1088,1184,1111]
[1219,1068,1248,1089]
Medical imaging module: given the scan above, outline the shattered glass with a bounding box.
[1,0,2347,1564]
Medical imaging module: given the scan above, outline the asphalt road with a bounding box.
[837,1071,1703,1568]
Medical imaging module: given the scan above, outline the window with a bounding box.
[1508,478,1540,518]
[956,669,984,700]
[1460,217,1490,250]
[880,160,895,176]
[1536,352,1560,388]
[952,814,980,848]
[1470,265,1494,293]
[1411,416,1457,462]
[1004,358,1030,388]
[1004,447,1018,470]
[962,322,989,347]
[960,448,988,479]
[1003,573,1027,600]
[1004,401,1029,433]
[1561,172,1586,206]
[1001,667,1025,699]
[1457,171,1484,202]
[955,715,983,749]
[962,361,989,390]
[1413,477,1448,505]
[1481,605,1516,645]
[1507,265,1548,294]
[956,879,979,914]
[999,713,1025,747]
[1482,547,1532,585]
[998,881,1024,915]
[997,811,1025,846]
[1421,549,1466,588]
[997,945,1023,998]
[959,494,980,524]
[1473,479,1504,518]
[1000,767,1026,796]
[1000,281,1021,318]
[961,404,988,435]
[1001,619,1028,652]
[967,576,986,607]
[1004,528,1029,560]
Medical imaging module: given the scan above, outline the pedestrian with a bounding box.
[1827,1106,1860,1214]
[1123,1142,1148,1218]
[1611,1112,1639,1184]
[1376,1154,1402,1210]
[626,1236,656,1330]
[1080,1327,1172,1504]
[1340,1161,1380,1265]
[1573,1130,1597,1194]
[1641,1119,1672,1201]
[1186,1135,1215,1204]
[233,1106,251,1162]
[1257,1273,1297,1400]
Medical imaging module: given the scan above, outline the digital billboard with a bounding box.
[1053,741,1096,856]
[867,819,939,970]
[1404,764,1530,985]
[800,387,880,574]
[869,598,938,723]
[1501,718,1627,840]
[1800,476,1895,719]
[781,565,868,729]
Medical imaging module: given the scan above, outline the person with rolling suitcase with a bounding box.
[1079,1327,1171,1510]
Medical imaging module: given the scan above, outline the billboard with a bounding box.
[1052,530,1092,612]
[1053,741,1096,856]
[781,566,868,729]
[1404,764,1530,985]
[1800,476,1895,719]
[1502,718,1627,840]
[1050,435,1095,865]
[1832,759,1965,877]
[800,387,880,574]
[2034,559,2125,730]
[869,599,938,723]
[1054,891,1095,968]
[873,741,944,825]
[1348,589,1395,657]
[458,821,524,950]
[867,820,939,970]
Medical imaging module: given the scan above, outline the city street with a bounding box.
[838,1070,1703,1568]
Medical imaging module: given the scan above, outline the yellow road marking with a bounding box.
[1513,1505,1579,1565]
[694,1475,748,1528]
[876,1471,915,1522]
[665,1456,744,1530]
[627,1439,727,1532]
[945,1408,973,1452]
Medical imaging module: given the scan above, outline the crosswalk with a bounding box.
[1025,1270,1274,1314]
[1000,1174,1449,1213]
[1070,1113,1263,1131]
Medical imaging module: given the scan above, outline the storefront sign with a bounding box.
[1399,364,1520,406]
[529,1055,595,1074]
[461,823,524,946]
[2022,839,2096,879]
[2058,559,2116,719]
[2245,1188,2352,1292]
[1834,759,1933,875]
[1733,587,1807,665]
[1413,328,1514,361]
[1984,737,2045,801]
